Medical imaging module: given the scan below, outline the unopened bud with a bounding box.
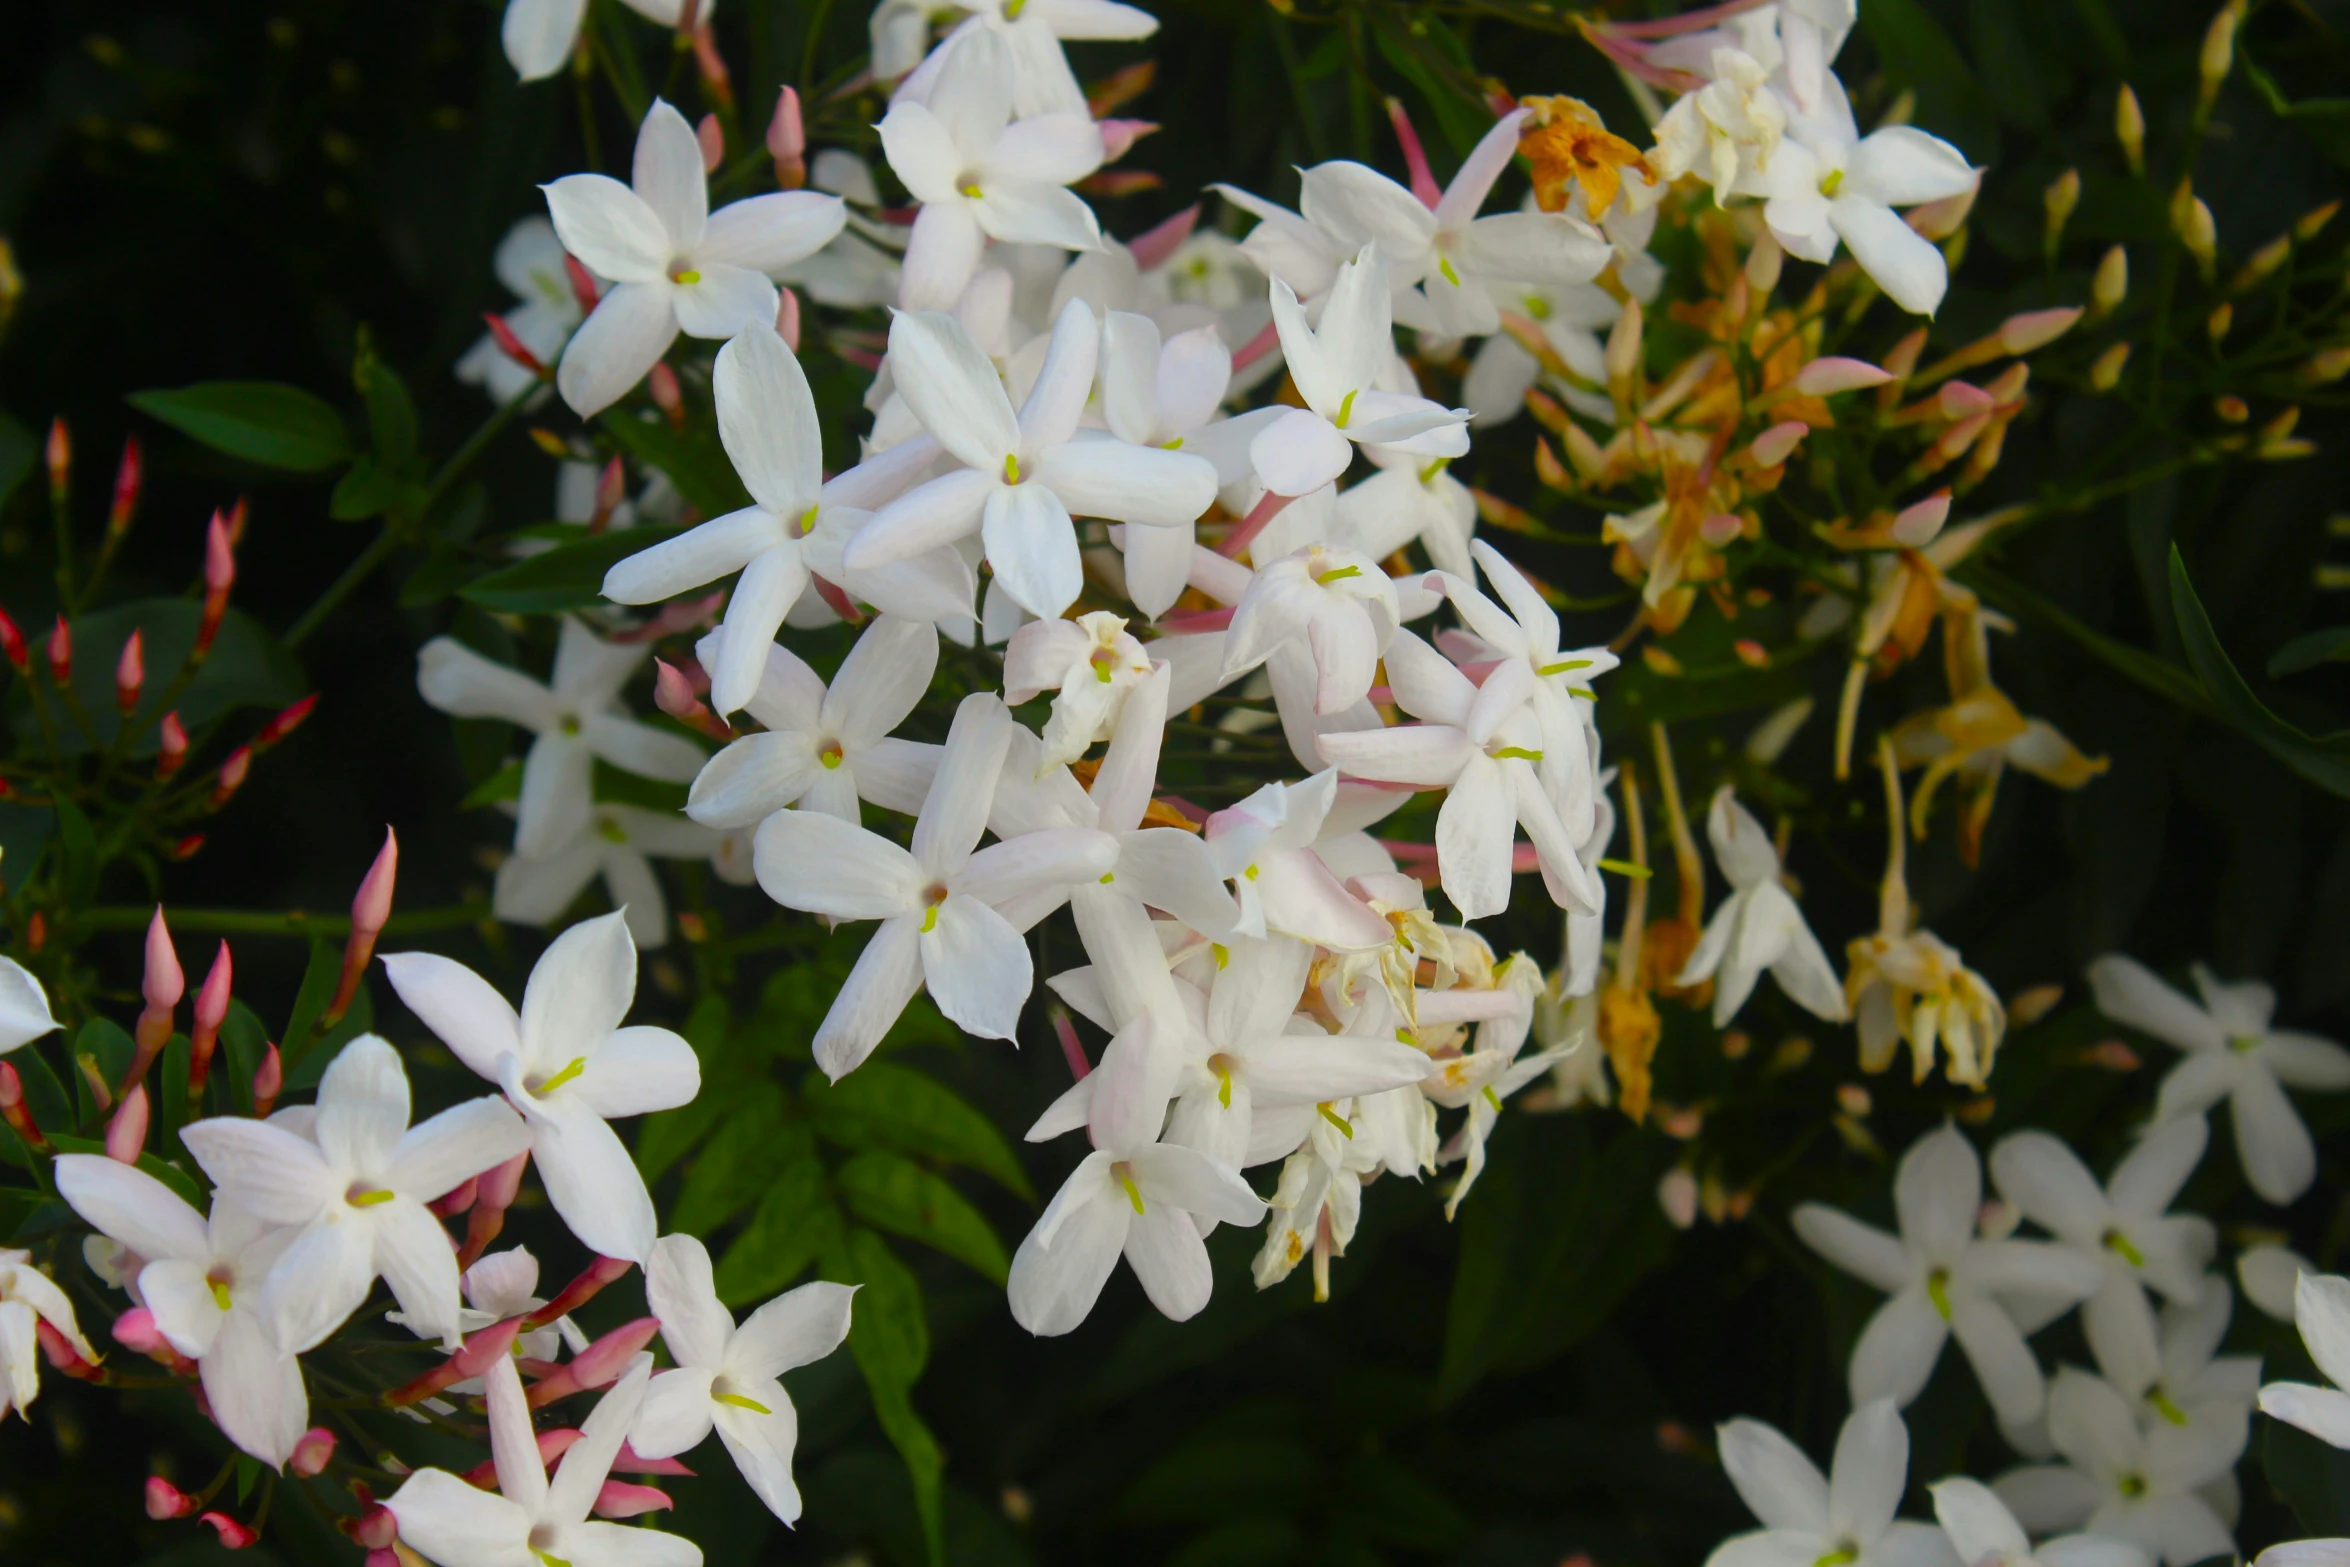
[2091,245,2129,315]
[522,1254,633,1332]
[1098,119,1157,163]
[2298,200,2341,243]
[0,1061,48,1153]
[386,1315,523,1405]
[652,659,730,741]
[429,1176,479,1217]
[2259,406,2302,449]
[168,834,205,861]
[776,285,801,352]
[1793,357,1892,395]
[564,255,600,315]
[1699,512,1743,547]
[354,1502,399,1550]
[0,606,25,673]
[222,496,249,547]
[2208,304,2234,346]
[255,692,318,748]
[1658,1168,1698,1229]
[210,746,252,807]
[108,436,143,537]
[2117,86,2146,174]
[1939,381,1996,419]
[1604,300,1643,397]
[2199,1,2240,107]
[351,827,399,940]
[197,510,237,656]
[525,1320,659,1407]
[2233,234,2292,293]
[766,86,806,188]
[189,941,232,1096]
[690,23,732,109]
[1748,421,1807,468]
[648,362,684,426]
[2215,395,2250,423]
[594,1481,675,1520]
[107,1084,150,1163]
[147,1477,200,1520]
[45,418,70,499]
[1744,231,1783,297]
[114,629,144,716]
[290,1427,337,1477]
[197,1512,259,1550]
[2043,169,2080,255]
[483,312,549,378]
[2091,341,2132,390]
[2305,345,2350,384]
[590,457,627,532]
[2175,190,2218,279]
[46,616,70,683]
[143,907,183,1011]
[1906,180,1977,241]
[695,112,723,173]
[1999,306,2082,355]
[252,1043,282,1118]
[1891,491,1951,547]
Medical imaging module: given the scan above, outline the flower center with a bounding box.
[819,740,845,770]
[1333,388,1358,429]
[2230,1033,2261,1053]
[1437,254,1462,287]
[1490,744,1544,762]
[1523,293,1552,321]
[529,1057,589,1096]
[2117,1472,2148,1499]
[207,1265,234,1311]
[346,1185,396,1208]
[1925,1267,1953,1320]
[1537,657,1593,677]
[1207,1053,1239,1107]
[559,713,582,736]
[2147,1385,2189,1427]
[919,883,949,932]
[1812,1544,1859,1567]
[1003,453,1021,483]
[1317,1103,1354,1138]
[1818,167,1844,197]
[2102,1228,2145,1268]
[597,817,630,844]
[1111,1161,1146,1213]
[714,1384,772,1415]
[1090,646,1120,683]
[790,504,818,539]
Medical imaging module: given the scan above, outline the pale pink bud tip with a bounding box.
[143,908,184,1008]
[592,1481,675,1519]
[1097,119,1158,162]
[116,630,145,700]
[198,1512,259,1549]
[695,113,723,173]
[108,1084,151,1162]
[765,86,804,162]
[1658,1167,1699,1229]
[571,1317,661,1386]
[146,1477,199,1520]
[1938,381,1996,418]
[1698,512,1743,547]
[290,1428,337,1477]
[206,513,237,592]
[116,1307,168,1354]
[252,1043,283,1116]
[356,1504,399,1550]
[452,1315,525,1377]
[1748,421,1807,468]
[195,943,234,1031]
[1792,357,1892,395]
[776,286,802,352]
[653,660,703,723]
[1891,492,1952,548]
[352,827,399,936]
[1999,306,2083,354]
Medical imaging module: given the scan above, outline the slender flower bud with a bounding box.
[590,456,627,532]
[776,285,801,352]
[1658,1168,1699,1229]
[2199,1,2240,109]
[2173,184,2218,278]
[483,312,549,378]
[45,419,70,500]
[1938,381,1995,419]
[386,1315,523,1406]
[523,1254,634,1332]
[1604,299,1643,399]
[2207,303,2234,346]
[2215,395,2249,424]
[169,834,206,861]
[0,1061,48,1153]
[2116,85,2145,175]
[197,1513,259,1549]
[107,1084,150,1163]
[652,659,731,741]
[2304,345,2350,385]
[0,606,25,673]
[2043,169,2080,256]
[428,1175,479,1217]
[319,827,397,1037]
[459,1149,532,1266]
[648,362,684,427]
[1384,96,1442,209]
[525,1317,659,1407]
[2091,245,2129,316]
[1748,422,1807,468]
[767,86,806,188]
[46,616,70,684]
[252,1043,282,1118]
[695,112,723,173]
[1050,1007,1091,1080]
[354,1502,399,1550]
[115,629,144,717]
[1906,181,1976,241]
[147,1478,200,1520]
[108,436,143,538]
[691,23,732,108]
[1699,512,1743,547]
[594,1482,675,1520]
[564,254,600,315]
[195,509,238,657]
[2091,342,2132,390]
[210,746,252,808]
[2298,200,2340,242]
[1744,231,1783,297]
[256,692,319,749]
[132,905,184,1085]
[1891,491,1951,547]
[1791,357,1892,395]
[188,941,232,1097]
[2232,233,2291,292]
[289,1428,337,1477]
[1999,306,2082,355]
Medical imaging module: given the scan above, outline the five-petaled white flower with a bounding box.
[543,99,845,415]
[382,910,703,1265]
[181,1034,530,1353]
[1793,1124,2103,1426]
[1930,1477,2153,1567]
[634,1235,856,1523]
[892,0,1158,118]
[495,800,747,952]
[2087,955,2350,1205]
[1677,786,1848,1027]
[1706,1399,1957,1567]
[1994,1367,2245,1567]
[0,1248,95,1422]
[502,0,701,83]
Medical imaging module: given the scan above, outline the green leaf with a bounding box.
[1969,567,2214,720]
[47,1134,206,1209]
[127,382,351,472]
[329,455,423,523]
[1965,0,2047,131]
[805,1061,1034,1198]
[2170,546,2350,796]
[458,527,673,614]
[53,796,99,907]
[15,599,308,758]
[352,328,420,472]
[835,1151,1009,1283]
[825,1225,942,1567]
[2271,627,2350,678]
[72,1017,134,1125]
[2242,56,2350,169]
[671,1090,805,1234]
[714,1161,837,1306]
[280,939,373,1082]
[0,802,54,895]
[460,759,525,810]
[600,410,751,517]
[2265,1414,2350,1536]
[636,995,734,1184]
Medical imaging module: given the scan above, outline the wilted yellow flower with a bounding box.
[1520,95,1654,219]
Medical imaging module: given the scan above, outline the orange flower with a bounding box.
[1520,95,1654,219]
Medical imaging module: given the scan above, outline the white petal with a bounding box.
[393,1095,531,1202]
[919,894,1031,1040]
[969,178,1102,251]
[753,810,923,918]
[519,910,638,1074]
[715,1385,805,1523]
[1035,439,1218,528]
[387,1469,534,1565]
[526,1089,660,1263]
[543,174,670,283]
[898,199,988,312]
[1849,1287,1948,1410]
[1847,127,1977,206]
[503,0,587,81]
[699,191,848,275]
[1829,197,1949,316]
[1896,1123,1982,1263]
[669,264,780,340]
[2088,956,2227,1052]
[886,310,1019,471]
[0,960,57,1053]
[1717,1416,1830,1532]
[53,1155,208,1263]
[983,481,1084,619]
[1250,407,1353,497]
[631,99,707,250]
[730,1279,856,1380]
[257,1218,375,1353]
[1826,1398,1907,1544]
[181,1118,337,1227]
[2233,1065,2317,1203]
[648,1233,733,1370]
[1009,1170,1127,1335]
[813,916,927,1080]
[1928,1478,2030,1564]
[1121,1200,1216,1321]
[201,1308,308,1467]
[558,283,681,417]
[373,1197,470,1349]
[715,320,821,513]
[567,1025,700,1119]
[631,1364,719,1460]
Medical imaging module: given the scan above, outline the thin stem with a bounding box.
[75,902,489,937]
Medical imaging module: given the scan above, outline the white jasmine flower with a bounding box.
[2086,956,2350,1205]
[1430,956,1567,1215]
[1989,1121,2216,1401]
[388,1354,697,1567]
[495,801,744,952]
[416,619,705,860]
[543,99,845,415]
[0,1248,97,1421]
[1706,1399,1957,1567]
[878,30,1104,310]
[894,0,1157,118]
[2087,1273,2259,1440]
[2240,1244,2316,1322]
[2261,1271,2350,1448]
[1929,1477,2152,1567]
[1652,47,1789,205]
[686,617,943,831]
[633,1235,855,1523]
[0,955,58,1054]
[1003,611,1156,769]
[56,1156,307,1466]
[1677,787,1848,1027]
[181,1035,530,1351]
[457,218,594,404]
[1994,1367,2244,1567]
[502,0,701,83]
[1792,1125,2104,1425]
[1203,772,1394,952]
[381,911,702,1265]
[1219,542,1401,718]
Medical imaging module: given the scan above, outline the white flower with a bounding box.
[543,99,845,415]
[1008,1131,1266,1336]
[181,1035,530,1351]
[0,955,58,1054]
[381,911,702,1265]
[502,0,700,83]
[1994,1367,2244,1567]
[56,1156,307,1466]
[843,302,1216,619]
[1203,772,1394,952]
[1461,268,1623,427]
[0,1248,95,1421]
[1706,1399,1957,1567]
[1431,956,1568,1216]
[1252,1129,1378,1296]
[1219,542,1401,718]
[2083,1273,2258,1443]
[896,0,1158,119]
[1741,78,1976,315]
[388,1354,698,1567]
[1652,47,1789,205]
[2240,1244,2316,1322]
[1316,629,1593,922]
[440,1247,587,1374]
[1331,446,1480,576]
[1989,1120,2216,1400]
[2261,1271,2350,1448]
[2256,1544,2350,1567]
[878,30,1104,310]
[1677,787,1848,1026]
[495,801,745,952]
[1003,611,1156,768]
[1929,1477,2153,1567]
[685,617,942,831]
[457,218,593,404]
[2086,955,2350,1205]
[1297,109,1610,336]
[416,619,705,860]
[1250,246,1470,496]
[1792,1125,2103,1426]
[751,693,1117,1077]
[633,1235,855,1523]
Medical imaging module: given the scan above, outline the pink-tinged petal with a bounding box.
[1086,1012,1182,1157]
[1253,848,1391,952]
[557,282,681,417]
[1434,108,1529,231]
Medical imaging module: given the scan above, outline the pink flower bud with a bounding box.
[0,606,26,673]
[695,113,723,173]
[1747,421,1807,468]
[1383,96,1441,209]
[290,1428,337,1477]
[483,312,548,377]
[429,1175,479,1218]
[157,712,189,777]
[115,629,145,716]
[1698,512,1744,547]
[352,827,398,939]
[252,1043,282,1119]
[1096,119,1158,164]
[1937,381,1995,418]
[617,1442,696,1477]
[477,1150,530,1212]
[565,255,600,314]
[0,1061,47,1153]
[1890,491,1952,548]
[147,1477,199,1520]
[1128,204,1200,272]
[143,907,183,1010]
[36,1319,100,1379]
[765,85,804,165]
[109,436,143,536]
[1792,357,1892,395]
[205,510,238,595]
[355,1503,399,1549]
[592,456,627,528]
[256,692,318,748]
[1658,1168,1699,1229]
[1998,306,2081,355]
[45,418,69,498]
[776,286,801,351]
[525,1317,658,1407]
[1050,1007,1090,1081]
[193,942,232,1035]
[648,363,683,424]
[47,614,71,683]
[210,746,252,807]
[593,1481,675,1519]
[108,1084,150,1163]
[115,1307,168,1355]
[198,1511,259,1549]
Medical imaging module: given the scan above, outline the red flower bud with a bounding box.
[46,615,70,684]
[0,606,26,673]
[45,419,69,498]
[289,1427,337,1477]
[767,86,806,188]
[157,712,189,777]
[108,436,143,537]
[483,311,549,377]
[197,1512,259,1549]
[188,941,233,1096]
[205,510,238,595]
[252,1043,282,1118]
[115,629,144,716]
[143,906,184,1010]
[223,496,250,548]
[255,692,318,749]
[428,1175,479,1217]
[776,285,801,352]
[592,1481,674,1519]
[168,833,206,861]
[210,746,252,808]
[146,1477,199,1520]
[524,1317,659,1407]
[695,112,724,173]
[648,363,684,427]
[565,255,600,314]
[355,1503,398,1550]
[351,827,398,939]
[591,456,627,532]
[0,1061,47,1153]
